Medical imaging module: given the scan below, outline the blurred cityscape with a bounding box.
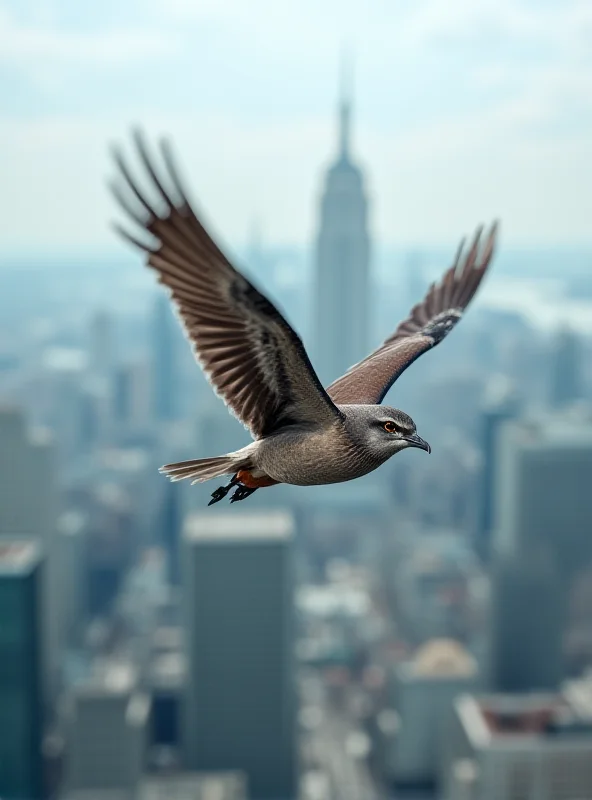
[2,62,592,800]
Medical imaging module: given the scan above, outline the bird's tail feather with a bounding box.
[159,455,241,485]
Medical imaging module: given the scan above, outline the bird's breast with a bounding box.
[254,425,382,486]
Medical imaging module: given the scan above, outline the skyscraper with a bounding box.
[313,67,371,384]
[489,413,592,692]
[549,326,583,409]
[475,376,520,563]
[62,662,149,796]
[386,639,478,794]
[151,293,177,422]
[182,511,296,800]
[88,310,114,380]
[159,479,182,586]
[0,407,61,697]
[0,541,44,800]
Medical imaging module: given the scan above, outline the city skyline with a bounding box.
[1,0,592,253]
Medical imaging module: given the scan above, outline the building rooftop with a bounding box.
[510,413,592,451]
[73,659,137,696]
[457,689,592,749]
[411,639,478,679]
[140,772,247,800]
[0,540,41,574]
[61,792,131,800]
[184,510,294,543]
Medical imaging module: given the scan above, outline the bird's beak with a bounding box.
[404,433,431,454]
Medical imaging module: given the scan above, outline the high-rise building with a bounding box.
[490,413,592,692]
[56,511,89,648]
[0,406,61,696]
[313,68,371,384]
[89,310,114,380]
[442,687,592,800]
[475,376,520,563]
[182,511,296,800]
[151,293,177,422]
[159,479,181,587]
[549,326,583,409]
[0,541,44,800]
[62,662,149,796]
[385,639,478,794]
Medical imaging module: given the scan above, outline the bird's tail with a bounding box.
[159,454,243,485]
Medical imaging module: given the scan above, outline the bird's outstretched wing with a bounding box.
[110,131,344,439]
[327,224,498,405]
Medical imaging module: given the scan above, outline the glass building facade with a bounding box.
[0,543,44,800]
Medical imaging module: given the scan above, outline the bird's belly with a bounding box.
[256,430,379,487]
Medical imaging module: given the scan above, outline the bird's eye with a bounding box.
[384,421,398,433]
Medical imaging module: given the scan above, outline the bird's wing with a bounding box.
[326,224,498,405]
[110,131,344,439]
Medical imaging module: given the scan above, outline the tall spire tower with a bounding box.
[339,52,352,160]
[313,56,371,384]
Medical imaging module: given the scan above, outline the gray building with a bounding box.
[62,661,150,796]
[442,684,592,800]
[0,406,61,697]
[548,326,583,410]
[386,639,478,793]
[475,376,520,563]
[490,412,592,692]
[313,75,371,385]
[151,293,178,422]
[0,541,44,800]
[182,511,296,800]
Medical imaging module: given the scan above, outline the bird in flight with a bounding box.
[110,132,498,505]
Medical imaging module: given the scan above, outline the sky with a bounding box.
[1,0,592,254]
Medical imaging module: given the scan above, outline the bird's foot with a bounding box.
[208,476,238,506]
[229,484,258,503]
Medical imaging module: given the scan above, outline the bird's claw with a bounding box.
[229,485,257,503]
[208,483,233,506]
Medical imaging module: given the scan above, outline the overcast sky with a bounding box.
[2,0,592,254]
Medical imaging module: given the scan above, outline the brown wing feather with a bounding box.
[327,223,498,405]
[110,130,344,438]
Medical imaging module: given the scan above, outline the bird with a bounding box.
[109,131,498,506]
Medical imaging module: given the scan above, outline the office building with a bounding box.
[89,311,114,380]
[386,639,478,793]
[0,541,44,800]
[151,293,177,422]
[56,511,89,648]
[0,406,61,695]
[313,70,371,384]
[475,376,520,563]
[490,413,592,692]
[442,686,592,800]
[62,661,149,796]
[182,511,296,800]
[549,326,583,409]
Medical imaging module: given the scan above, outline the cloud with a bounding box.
[0,0,591,250]
[0,5,175,70]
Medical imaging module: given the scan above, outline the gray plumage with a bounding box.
[109,131,498,504]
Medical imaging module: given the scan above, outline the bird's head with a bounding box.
[348,405,431,459]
